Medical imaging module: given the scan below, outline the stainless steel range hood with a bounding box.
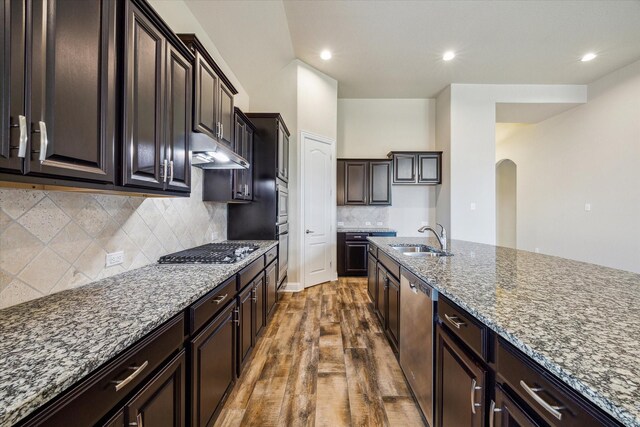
[191,132,248,170]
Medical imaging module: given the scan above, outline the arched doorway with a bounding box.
[496,159,517,248]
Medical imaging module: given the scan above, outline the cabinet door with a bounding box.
[193,51,218,139]
[369,161,392,205]
[165,44,191,193]
[345,161,368,205]
[276,122,288,182]
[190,302,236,427]
[218,82,234,149]
[336,160,345,205]
[418,153,441,184]
[376,265,388,325]
[435,326,487,427]
[345,242,368,275]
[232,116,247,200]
[492,385,539,427]
[123,0,165,189]
[125,350,186,427]
[253,274,266,338]
[244,126,254,199]
[237,285,254,375]
[0,0,26,174]
[367,253,377,304]
[393,153,417,184]
[386,274,400,352]
[29,0,117,182]
[266,261,278,317]
[102,411,124,427]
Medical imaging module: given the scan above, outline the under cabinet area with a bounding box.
[337,159,392,205]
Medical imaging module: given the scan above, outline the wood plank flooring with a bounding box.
[215,277,425,427]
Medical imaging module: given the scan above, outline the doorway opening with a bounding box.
[496,159,517,248]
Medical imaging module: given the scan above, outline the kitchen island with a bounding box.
[368,236,640,427]
[0,240,277,427]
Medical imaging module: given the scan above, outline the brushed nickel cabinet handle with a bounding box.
[33,121,48,162]
[137,412,143,427]
[444,313,465,329]
[212,294,227,304]
[489,400,502,427]
[169,160,174,183]
[17,115,28,158]
[112,360,148,392]
[520,380,564,420]
[162,159,168,183]
[470,378,482,414]
[233,307,240,324]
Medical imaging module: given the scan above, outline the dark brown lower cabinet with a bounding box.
[435,325,487,427]
[237,285,254,376]
[254,273,266,338]
[376,265,388,325]
[492,385,539,427]
[367,253,377,302]
[345,241,368,275]
[102,411,124,427]
[190,302,236,427]
[124,350,186,427]
[266,262,278,317]
[385,273,400,353]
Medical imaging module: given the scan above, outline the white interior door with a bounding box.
[302,132,335,287]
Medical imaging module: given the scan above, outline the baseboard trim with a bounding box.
[281,282,303,292]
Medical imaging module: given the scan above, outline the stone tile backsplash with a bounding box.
[337,205,389,227]
[0,167,226,309]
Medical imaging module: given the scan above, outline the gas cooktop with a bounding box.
[158,243,259,264]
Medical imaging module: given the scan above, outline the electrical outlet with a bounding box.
[470,202,477,211]
[376,222,383,226]
[584,203,591,212]
[365,221,372,226]
[106,251,124,267]
[337,221,345,226]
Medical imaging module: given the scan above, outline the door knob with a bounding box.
[306,230,314,234]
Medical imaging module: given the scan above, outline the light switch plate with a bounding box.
[470,202,477,211]
[584,203,591,212]
[106,251,124,267]
[377,222,383,226]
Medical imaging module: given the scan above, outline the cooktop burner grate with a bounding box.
[158,243,259,264]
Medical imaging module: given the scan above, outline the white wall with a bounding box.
[496,159,517,248]
[149,0,250,110]
[496,60,640,273]
[436,84,587,244]
[337,99,437,236]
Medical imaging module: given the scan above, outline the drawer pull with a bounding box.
[470,378,482,414]
[489,400,502,427]
[445,313,465,329]
[112,360,148,392]
[137,412,143,427]
[212,294,228,304]
[520,380,564,420]
[409,283,418,294]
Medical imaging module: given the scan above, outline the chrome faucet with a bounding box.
[418,223,447,251]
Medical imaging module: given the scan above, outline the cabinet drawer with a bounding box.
[345,233,369,241]
[368,243,378,258]
[24,315,184,427]
[378,250,401,279]
[237,256,265,291]
[438,297,487,361]
[188,276,236,335]
[497,340,618,427]
[264,246,277,266]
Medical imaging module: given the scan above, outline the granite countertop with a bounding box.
[337,227,397,233]
[368,236,640,426]
[0,240,277,427]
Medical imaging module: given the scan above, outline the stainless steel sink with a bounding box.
[390,244,453,257]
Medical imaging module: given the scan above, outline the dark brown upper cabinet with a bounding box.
[277,122,289,182]
[1,0,117,182]
[337,159,392,206]
[177,34,238,151]
[202,108,255,203]
[388,151,442,185]
[123,0,193,193]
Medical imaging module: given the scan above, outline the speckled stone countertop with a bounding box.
[0,240,277,427]
[368,236,640,426]
[337,227,396,233]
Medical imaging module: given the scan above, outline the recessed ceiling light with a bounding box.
[581,52,597,62]
[443,51,456,61]
[320,50,332,60]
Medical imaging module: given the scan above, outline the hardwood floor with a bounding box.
[215,277,425,427]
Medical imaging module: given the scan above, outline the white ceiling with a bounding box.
[186,0,640,99]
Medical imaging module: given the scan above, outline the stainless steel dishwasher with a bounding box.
[400,270,436,427]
